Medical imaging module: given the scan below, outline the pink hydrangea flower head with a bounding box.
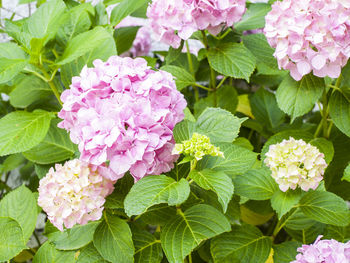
[38,159,114,231]
[58,56,187,181]
[291,235,350,263]
[264,0,350,81]
[147,0,246,48]
[264,137,327,192]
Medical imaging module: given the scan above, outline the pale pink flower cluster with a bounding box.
[38,159,114,231]
[58,56,187,181]
[147,0,246,48]
[264,0,350,81]
[264,137,327,192]
[292,235,350,263]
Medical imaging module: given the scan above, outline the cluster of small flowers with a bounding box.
[264,0,350,81]
[264,137,327,192]
[38,159,114,231]
[173,133,224,161]
[147,0,246,48]
[58,56,187,182]
[292,235,350,263]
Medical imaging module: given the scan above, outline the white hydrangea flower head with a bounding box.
[38,159,115,231]
[264,137,327,192]
[173,132,224,160]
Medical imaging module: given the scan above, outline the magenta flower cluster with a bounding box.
[147,0,246,48]
[58,56,187,182]
[264,0,350,81]
[292,235,350,263]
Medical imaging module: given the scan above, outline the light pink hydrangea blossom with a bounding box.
[264,0,350,81]
[264,137,327,192]
[292,235,350,263]
[58,56,187,181]
[147,0,246,48]
[38,159,114,231]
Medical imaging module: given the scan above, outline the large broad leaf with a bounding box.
[189,169,234,213]
[23,119,77,164]
[0,154,26,174]
[285,223,325,244]
[250,88,285,130]
[173,120,196,143]
[114,26,140,55]
[93,213,134,263]
[197,143,257,177]
[32,242,76,263]
[0,185,38,241]
[273,241,301,263]
[124,175,190,217]
[0,42,27,59]
[0,217,27,262]
[309,137,334,164]
[299,191,350,226]
[233,168,278,201]
[0,110,54,156]
[50,221,99,250]
[276,74,324,121]
[284,208,318,230]
[329,90,350,137]
[161,204,231,263]
[196,107,245,144]
[161,65,195,91]
[77,243,109,263]
[9,75,52,108]
[0,58,28,84]
[26,0,66,41]
[110,0,148,26]
[132,228,163,263]
[235,4,271,32]
[342,163,350,182]
[57,26,116,65]
[208,43,256,81]
[271,189,302,219]
[211,224,272,263]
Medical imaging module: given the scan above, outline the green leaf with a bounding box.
[234,168,278,201]
[35,164,51,179]
[161,65,195,91]
[26,0,66,41]
[196,107,245,144]
[0,185,38,240]
[1,153,25,173]
[271,189,302,219]
[161,204,231,263]
[250,88,285,130]
[0,58,28,84]
[309,138,334,164]
[0,110,54,156]
[208,43,256,81]
[323,224,350,242]
[124,175,190,216]
[57,26,116,65]
[273,241,301,263]
[342,163,350,182]
[133,228,163,263]
[9,75,52,108]
[114,26,140,55]
[285,223,325,244]
[138,204,177,226]
[0,217,27,261]
[198,143,257,177]
[23,119,77,164]
[329,90,350,137]
[110,0,148,26]
[50,221,99,250]
[77,243,108,263]
[32,242,76,263]
[284,208,318,230]
[189,169,234,212]
[235,4,271,32]
[93,213,134,263]
[211,224,272,263]
[276,74,325,121]
[0,42,27,59]
[299,191,350,226]
[173,120,196,143]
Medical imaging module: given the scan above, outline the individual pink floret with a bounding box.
[38,159,114,231]
[292,235,350,263]
[264,0,350,81]
[58,56,187,181]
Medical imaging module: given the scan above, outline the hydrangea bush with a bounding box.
[0,0,349,262]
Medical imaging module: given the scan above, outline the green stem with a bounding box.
[192,83,213,91]
[40,66,62,106]
[321,91,328,138]
[216,76,228,90]
[186,41,199,102]
[33,231,41,246]
[188,253,193,263]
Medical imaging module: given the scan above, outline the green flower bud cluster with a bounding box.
[173,133,224,160]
